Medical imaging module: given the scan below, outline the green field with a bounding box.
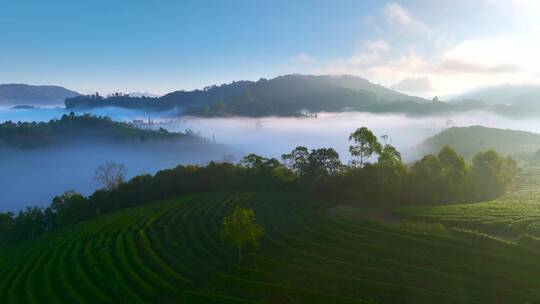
[4,191,540,303]
[398,166,540,237]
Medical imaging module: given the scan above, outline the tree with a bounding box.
[94,162,127,190]
[282,146,342,178]
[0,212,14,246]
[308,148,342,176]
[438,146,467,202]
[48,191,88,228]
[240,154,269,169]
[14,206,46,241]
[469,150,517,200]
[409,154,444,204]
[378,144,402,166]
[349,127,382,167]
[220,206,264,261]
[281,146,310,174]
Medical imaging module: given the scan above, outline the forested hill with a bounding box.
[65,74,428,116]
[416,126,540,158]
[0,112,193,149]
[65,74,540,118]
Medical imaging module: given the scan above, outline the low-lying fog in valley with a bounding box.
[3,106,540,212]
[0,142,234,212]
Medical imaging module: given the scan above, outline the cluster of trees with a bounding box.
[0,113,190,149]
[0,127,519,248]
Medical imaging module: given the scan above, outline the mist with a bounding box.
[4,106,540,212]
[0,141,236,212]
[151,111,540,162]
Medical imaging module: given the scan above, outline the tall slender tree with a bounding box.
[349,127,382,167]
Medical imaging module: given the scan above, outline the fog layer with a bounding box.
[153,111,540,162]
[0,141,236,212]
[3,106,540,212]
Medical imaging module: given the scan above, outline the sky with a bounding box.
[1,0,540,97]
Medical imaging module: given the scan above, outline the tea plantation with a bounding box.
[2,191,540,303]
[398,166,540,236]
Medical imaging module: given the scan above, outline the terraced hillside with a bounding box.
[398,166,540,236]
[3,191,540,303]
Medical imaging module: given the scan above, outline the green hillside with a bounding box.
[3,191,540,303]
[397,166,540,237]
[0,112,192,149]
[415,126,540,158]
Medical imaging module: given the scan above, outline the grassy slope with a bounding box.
[415,126,540,159]
[397,165,540,237]
[2,191,540,303]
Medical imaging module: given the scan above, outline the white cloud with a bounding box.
[365,39,391,53]
[291,53,316,64]
[383,2,427,34]
[324,40,391,74]
[318,35,540,96]
[391,77,434,92]
[291,2,540,97]
[436,58,520,74]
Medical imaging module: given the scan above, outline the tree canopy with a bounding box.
[0,127,520,248]
[220,206,265,261]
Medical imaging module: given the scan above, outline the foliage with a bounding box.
[398,220,447,235]
[397,166,540,237]
[1,192,540,303]
[417,125,540,159]
[282,146,342,178]
[46,191,88,228]
[0,127,519,246]
[221,206,265,261]
[64,74,540,118]
[94,162,127,190]
[348,127,382,167]
[518,234,540,250]
[0,112,191,149]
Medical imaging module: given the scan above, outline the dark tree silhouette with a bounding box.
[94,162,127,190]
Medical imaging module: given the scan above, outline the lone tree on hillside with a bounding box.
[349,127,382,167]
[94,162,127,190]
[220,206,265,262]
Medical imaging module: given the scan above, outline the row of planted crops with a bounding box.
[2,190,540,303]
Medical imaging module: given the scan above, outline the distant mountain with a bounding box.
[128,92,160,98]
[0,84,80,106]
[66,74,428,116]
[64,74,540,118]
[452,84,540,106]
[313,74,426,103]
[415,126,540,158]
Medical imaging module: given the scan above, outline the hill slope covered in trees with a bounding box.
[415,126,540,159]
[65,74,431,116]
[0,112,194,149]
[65,74,540,118]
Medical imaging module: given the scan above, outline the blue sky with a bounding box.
[1,0,539,96]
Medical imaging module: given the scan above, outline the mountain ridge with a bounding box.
[0,83,79,106]
[65,74,429,116]
[450,83,540,106]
